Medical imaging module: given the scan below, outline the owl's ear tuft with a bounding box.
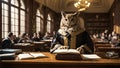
[61,11,66,18]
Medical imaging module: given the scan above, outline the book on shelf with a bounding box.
[17,52,46,60]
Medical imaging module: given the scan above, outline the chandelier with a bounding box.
[74,0,91,11]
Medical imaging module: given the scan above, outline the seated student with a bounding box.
[13,35,19,43]
[43,32,50,40]
[32,33,40,41]
[18,33,29,43]
[1,32,14,49]
[37,31,43,40]
[104,30,109,39]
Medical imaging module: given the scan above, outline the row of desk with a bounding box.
[94,39,120,52]
[13,39,52,52]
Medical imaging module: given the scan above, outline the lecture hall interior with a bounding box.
[0,0,120,68]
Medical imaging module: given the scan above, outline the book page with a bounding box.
[17,53,46,60]
[17,53,33,60]
[53,49,68,54]
[68,49,80,54]
[29,53,46,58]
[81,54,101,60]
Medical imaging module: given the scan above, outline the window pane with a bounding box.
[20,0,25,9]
[37,10,40,16]
[4,17,8,23]
[15,13,18,19]
[5,10,8,16]
[11,26,14,32]
[15,8,18,13]
[47,21,51,33]
[20,10,25,34]
[47,14,52,33]
[4,32,8,38]
[36,9,41,32]
[11,6,19,36]
[21,10,25,15]
[11,0,18,6]
[11,7,15,12]
[15,20,18,25]
[4,4,8,10]
[2,3,8,38]
[2,3,4,9]
[47,14,51,20]
[11,13,14,18]
[5,25,8,31]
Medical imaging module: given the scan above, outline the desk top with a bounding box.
[2,52,120,65]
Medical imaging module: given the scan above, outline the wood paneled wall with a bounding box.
[85,13,111,34]
[109,0,120,33]
[109,0,120,26]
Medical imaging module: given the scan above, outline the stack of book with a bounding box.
[53,49,81,60]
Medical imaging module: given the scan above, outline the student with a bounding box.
[43,32,50,40]
[32,33,40,41]
[18,33,28,43]
[13,35,19,43]
[1,32,14,49]
[37,31,43,40]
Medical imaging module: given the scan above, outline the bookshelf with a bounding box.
[85,13,110,35]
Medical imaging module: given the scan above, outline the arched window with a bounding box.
[36,9,41,32]
[2,0,26,38]
[2,0,9,38]
[20,0,25,35]
[36,9,44,33]
[11,0,19,36]
[47,14,52,33]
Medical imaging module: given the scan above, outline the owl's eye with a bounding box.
[71,18,74,21]
[65,19,67,21]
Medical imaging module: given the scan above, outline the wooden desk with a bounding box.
[94,44,111,52]
[13,43,35,51]
[93,39,109,44]
[98,47,120,52]
[1,52,120,68]
[33,42,46,51]
[41,40,52,51]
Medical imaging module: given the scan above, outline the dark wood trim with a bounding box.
[8,0,11,32]
[0,0,2,43]
[18,0,20,35]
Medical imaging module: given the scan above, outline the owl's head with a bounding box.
[60,11,85,32]
[60,11,79,28]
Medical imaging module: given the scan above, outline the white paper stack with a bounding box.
[17,53,46,60]
[81,54,101,60]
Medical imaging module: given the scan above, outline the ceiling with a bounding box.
[35,0,114,13]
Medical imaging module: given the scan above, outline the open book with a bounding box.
[81,54,101,60]
[17,53,46,60]
[53,49,80,54]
